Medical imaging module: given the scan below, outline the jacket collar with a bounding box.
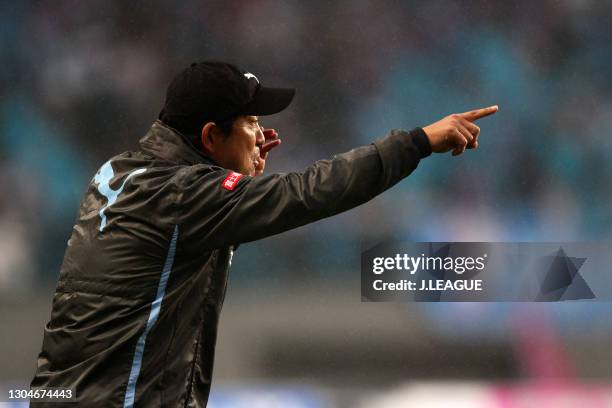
[139,120,218,166]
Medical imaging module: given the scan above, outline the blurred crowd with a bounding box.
[1,0,612,289]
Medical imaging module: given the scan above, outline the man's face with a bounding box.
[212,115,265,176]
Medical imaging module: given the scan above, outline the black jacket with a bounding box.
[31,120,431,407]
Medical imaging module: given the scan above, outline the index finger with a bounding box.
[260,138,281,156]
[263,128,278,140]
[458,105,499,122]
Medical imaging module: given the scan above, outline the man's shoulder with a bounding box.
[93,149,239,198]
[101,149,218,177]
[172,162,234,190]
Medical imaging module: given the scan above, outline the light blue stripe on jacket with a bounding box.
[123,225,179,408]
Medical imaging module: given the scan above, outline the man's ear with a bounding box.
[200,122,218,156]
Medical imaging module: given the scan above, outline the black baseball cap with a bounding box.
[159,61,295,135]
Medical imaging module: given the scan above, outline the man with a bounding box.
[31,60,497,407]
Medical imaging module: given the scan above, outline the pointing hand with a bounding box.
[422,105,498,156]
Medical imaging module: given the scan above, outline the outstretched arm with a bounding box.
[179,105,498,249]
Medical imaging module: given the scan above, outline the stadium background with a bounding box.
[1,0,612,406]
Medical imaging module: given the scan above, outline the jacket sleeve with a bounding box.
[177,128,431,249]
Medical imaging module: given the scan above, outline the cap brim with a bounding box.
[243,86,295,116]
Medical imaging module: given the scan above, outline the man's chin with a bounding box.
[239,167,255,177]
[226,165,252,176]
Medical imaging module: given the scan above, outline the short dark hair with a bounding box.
[216,117,236,136]
[187,116,237,149]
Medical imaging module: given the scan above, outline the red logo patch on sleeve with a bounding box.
[221,171,243,191]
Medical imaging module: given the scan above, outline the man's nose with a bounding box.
[256,125,265,145]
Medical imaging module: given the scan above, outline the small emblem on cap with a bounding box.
[222,171,243,191]
[244,72,259,83]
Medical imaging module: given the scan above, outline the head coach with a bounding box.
[30,60,498,407]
